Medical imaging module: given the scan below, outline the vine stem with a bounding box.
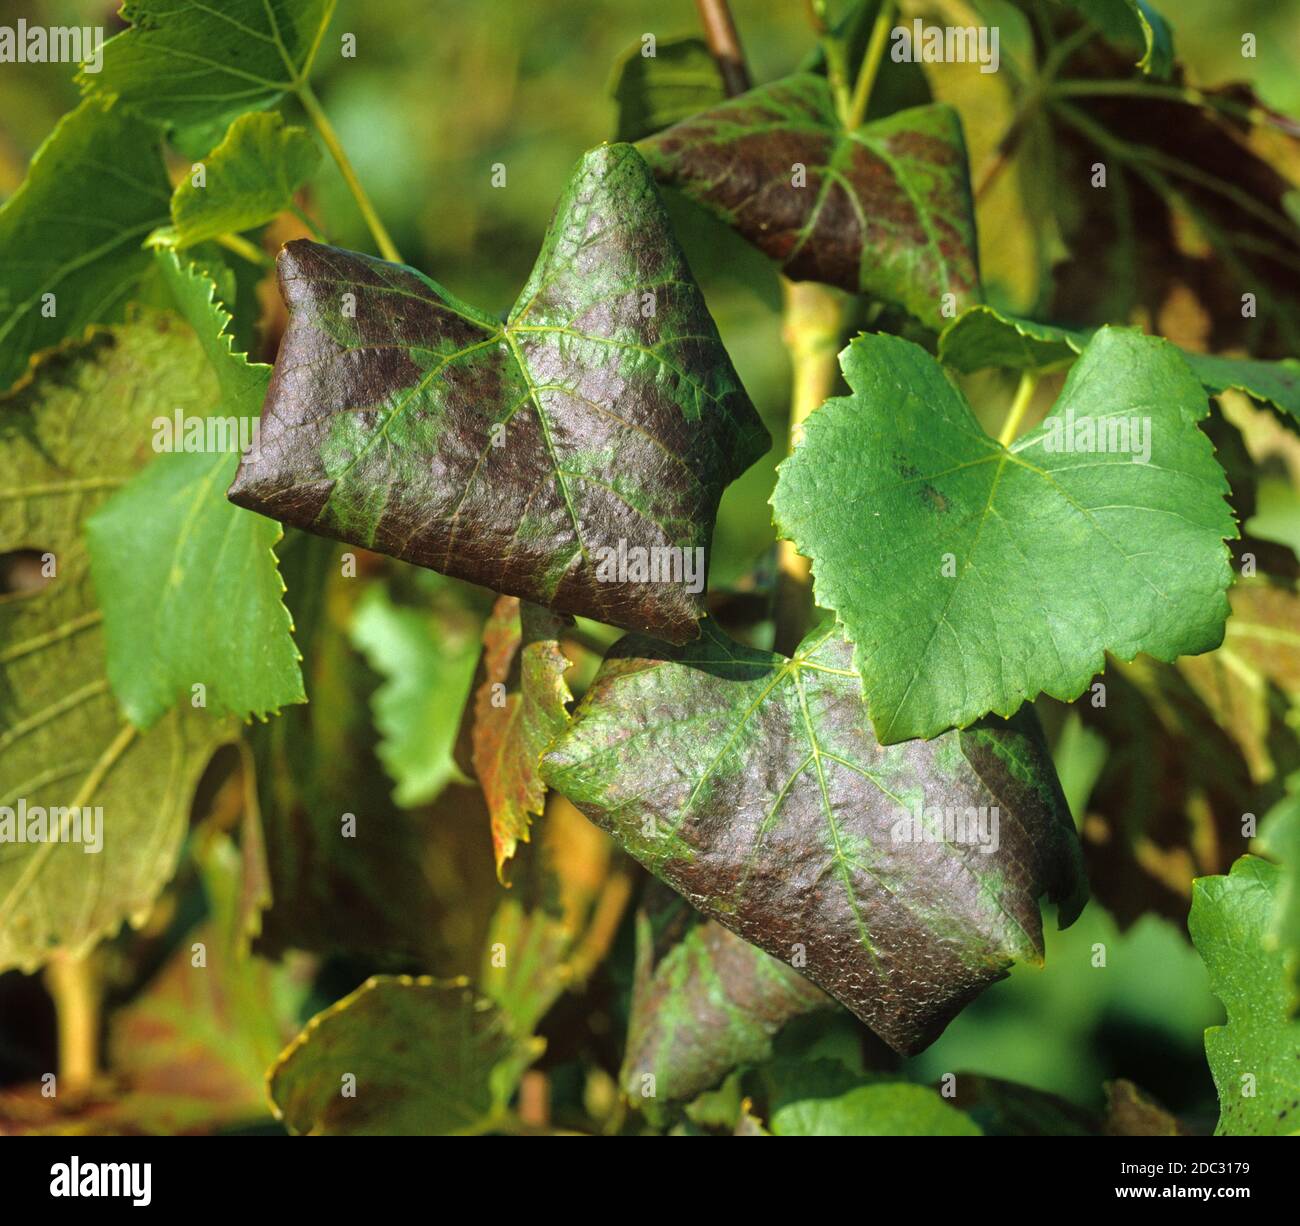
[697,0,847,654]
[216,232,274,268]
[774,280,846,652]
[297,81,403,263]
[998,371,1039,446]
[45,952,101,1095]
[694,0,752,96]
[845,0,896,129]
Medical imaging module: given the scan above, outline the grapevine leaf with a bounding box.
[622,889,828,1105]
[0,319,231,973]
[770,1081,982,1136]
[1057,0,1174,77]
[471,595,573,879]
[477,797,617,1037]
[1255,780,1300,1009]
[268,975,542,1136]
[153,111,319,250]
[772,328,1237,743]
[939,305,1300,426]
[101,833,309,1134]
[1189,856,1300,1136]
[83,0,336,149]
[349,580,481,806]
[542,620,1086,1054]
[0,97,170,390]
[1177,582,1300,784]
[639,74,981,327]
[1034,58,1300,356]
[85,252,304,728]
[609,36,725,143]
[937,306,1088,374]
[1182,353,1300,427]
[227,144,767,643]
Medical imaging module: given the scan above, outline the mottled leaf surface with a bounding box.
[229,144,767,642]
[1189,856,1300,1136]
[157,111,319,249]
[0,98,169,390]
[268,975,541,1136]
[640,74,980,327]
[622,890,828,1104]
[0,319,230,972]
[773,329,1236,742]
[543,620,1086,1054]
[472,595,572,878]
[86,253,303,727]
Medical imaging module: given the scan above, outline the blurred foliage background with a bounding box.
[2,0,1299,1135]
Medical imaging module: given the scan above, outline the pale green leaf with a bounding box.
[0,318,231,972]
[349,581,480,806]
[85,252,304,728]
[156,111,319,249]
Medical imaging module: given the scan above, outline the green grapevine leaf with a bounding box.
[83,0,336,150]
[773,328,1237,743]
[937,306,1088,374]
[609,36,725,143]
[0,97,170,390]
[939,305,1300,426]
[349,580,480,806]
[86,252,304,728]
[1255,779,1300,1009]
[1183,353,1300,427]
[268,975,542,1136]
[470,595,572,879]
[771,1081,982,1136]
[640,74,981,327]
[228,143,767,643]
[154,111,319,250]
[1189,855,1300,1135]
[542,620,1086,1054]
[622,890,828,1105]
[0,319,231,973]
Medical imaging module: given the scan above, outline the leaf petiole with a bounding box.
[845,0,896,129]
[296,81,402,264]
[998,370,1039,446]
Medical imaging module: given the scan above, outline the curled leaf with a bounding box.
[543,620,1086,1054]
[641,74,981,327]
[229,144,768,642]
